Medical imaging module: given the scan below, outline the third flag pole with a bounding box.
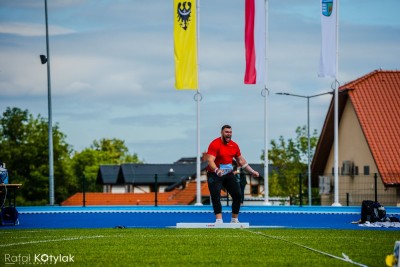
[319,0,340,206]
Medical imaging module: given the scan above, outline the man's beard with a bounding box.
[222,136,231,144]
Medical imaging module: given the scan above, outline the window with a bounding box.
[364,166,370,175]
[251,185,258,196]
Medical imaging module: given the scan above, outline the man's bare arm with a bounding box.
[236,155,259,177]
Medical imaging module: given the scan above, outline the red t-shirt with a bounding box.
[207,137,241,172]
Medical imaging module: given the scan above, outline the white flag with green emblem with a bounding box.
[319,0,337,78]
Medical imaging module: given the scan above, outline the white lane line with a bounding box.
[0,235,105,247]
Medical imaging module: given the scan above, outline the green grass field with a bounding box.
[1,228,398,266]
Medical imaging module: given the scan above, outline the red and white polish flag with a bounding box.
[244,0,266,85]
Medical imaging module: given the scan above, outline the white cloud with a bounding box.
[0,22,75,37]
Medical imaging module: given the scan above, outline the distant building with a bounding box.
[96,159,270,196]
[96,161,208,194]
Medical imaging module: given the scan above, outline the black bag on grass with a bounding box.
[360,200,386,223]
[0,206,19,225]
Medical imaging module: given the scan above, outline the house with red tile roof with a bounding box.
[312,70,400,206]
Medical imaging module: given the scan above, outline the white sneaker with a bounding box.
[215,219,223,224]
[230,218,240,223]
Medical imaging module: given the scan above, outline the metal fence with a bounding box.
[317,173,399,206]
[84,171,399,207]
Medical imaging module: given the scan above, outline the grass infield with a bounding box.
[1,228,397,266]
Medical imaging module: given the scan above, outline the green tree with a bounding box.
[294,125,319,164]
[0,107,143,205]
[71,138,142,192]
[0,107,75,205]
[263,126,319,200]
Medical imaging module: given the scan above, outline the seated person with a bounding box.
[0,164,8,184]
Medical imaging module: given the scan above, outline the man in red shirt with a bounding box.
[206,125,259,223]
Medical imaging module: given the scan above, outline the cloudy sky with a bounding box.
[0,0,399,164]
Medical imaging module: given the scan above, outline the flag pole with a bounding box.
[332,0,341,206]
[263,0,270,205]
[195,0,203,206]
[44,0,55,206]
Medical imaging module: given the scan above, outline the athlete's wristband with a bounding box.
[245,164,255,174]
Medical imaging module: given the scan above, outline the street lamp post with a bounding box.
[276,91,332,206]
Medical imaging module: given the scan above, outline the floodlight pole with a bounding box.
[44,0,55,205]
[276,91,333,206]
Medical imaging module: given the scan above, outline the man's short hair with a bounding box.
[221,125,232,131]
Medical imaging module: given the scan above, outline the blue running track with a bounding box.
[2,205,400,230]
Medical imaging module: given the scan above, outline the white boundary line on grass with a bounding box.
[245,230,368,267]
[0,235,105,247]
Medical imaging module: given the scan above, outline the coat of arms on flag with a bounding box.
[177,2,193,30]
[322,0,333,17]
